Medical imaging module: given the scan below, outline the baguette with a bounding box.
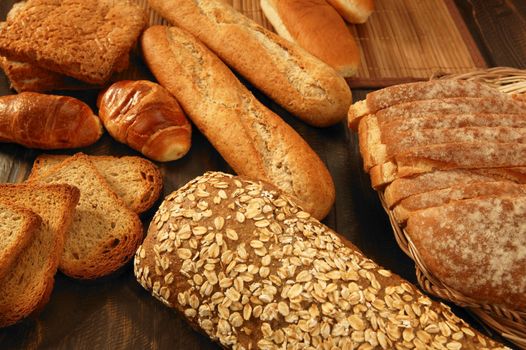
[260,0,360,77]
[148,0,352,127]
[141,26,335,219]
[134,171,507,350]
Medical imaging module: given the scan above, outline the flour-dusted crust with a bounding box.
[134,172,507,350]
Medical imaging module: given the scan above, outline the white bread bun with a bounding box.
[326,0,374,23]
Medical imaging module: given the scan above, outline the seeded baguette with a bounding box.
[0,202,41,281]
[142,26,335,219]
[148,0,352,127]
[29,154,163,214]
[134,171,507,350]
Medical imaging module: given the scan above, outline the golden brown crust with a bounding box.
[148,0,352,127]
[142,25,335,219]
[134,171,506,350]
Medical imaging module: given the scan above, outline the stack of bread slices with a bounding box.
[349,79,526,311]
[0,153,162,327]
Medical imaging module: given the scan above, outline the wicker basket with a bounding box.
[377,67,526,349]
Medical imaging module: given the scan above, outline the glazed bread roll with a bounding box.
[97,80,192,162]
[134,172,506,350]
[260,0,360,77]
[148,0,352,127]
[326,0,374,23]
[0,92,103,149]
[142,26,335,219]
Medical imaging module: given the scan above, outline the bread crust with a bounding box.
[148,0,352,127]
[142,25,335,219]
[326,0,374,24]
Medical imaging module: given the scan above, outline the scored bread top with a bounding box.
[134,171,506,350]
[29,153,163,214]
[29,153,143,279]
[0,202,41,281]
[0,0,146,84]
[0,183,79,328]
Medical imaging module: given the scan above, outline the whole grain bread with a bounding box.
[0,202,41,280]
[28,153,143,279]
[29,154,163,214]
[0,0,146,84]
[134,171,506,349]
[0,184,79,328]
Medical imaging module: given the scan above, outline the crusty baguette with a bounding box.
[348,80,506,129]
[0,92,103,149]
[406,195,526,309]
[29,153,143,280]
[142,26,335,219]
[392,181,526,223]
[0,202,41,281]
[0,184,79,327]
[325,0,374,23]
[97,80,192,162]
[134,171,506,350]
[260,0,360,77]
[0,0,146,84]
[148,0,352,127]
[28,154,163,214]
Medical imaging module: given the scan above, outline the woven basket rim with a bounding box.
[377,67,526,348]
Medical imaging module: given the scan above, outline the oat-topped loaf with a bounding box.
[135,171,507,349]
[0,0,146,84]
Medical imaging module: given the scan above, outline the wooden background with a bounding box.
[0,0,525,349]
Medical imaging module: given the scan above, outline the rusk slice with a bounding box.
[393,181,526,223]
[406,195,526,309]
[29,153,143,280]
[0,0,146,84]
[0,202,41,280]
[29,154,163,214]
[348,80,505,128]
[0,184,79,327]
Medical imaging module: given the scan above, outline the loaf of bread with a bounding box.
[97,80,192,162]
[326,0,374,23]
[134,171,506,350]
[0,92,103,149]
[0,0,146,84]
[142,25,335,219]
[148,0,352,127]
[260,0,360,77]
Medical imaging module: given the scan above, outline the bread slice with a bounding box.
[0,202,41,280]
[347,80,507,128]
[406,195,526,309]
[28,153,143,279]
[393,181,526,223]
[29,154,162,214]
[0,184,79,327]
[0,0,146,84]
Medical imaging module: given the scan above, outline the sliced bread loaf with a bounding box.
[0,184,79,327]
[29,154,162,214]
[0,202,41,280]
[29,153,143,279]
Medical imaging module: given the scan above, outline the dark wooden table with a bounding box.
[1,1,525,349]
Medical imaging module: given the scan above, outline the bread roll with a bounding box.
[148,0,352,127]
[97,80,192,162]
[141,25,335,219]
[0,92,103,149]
[260,0,360,77]
[134,171,506,350]
[325,0,374,24]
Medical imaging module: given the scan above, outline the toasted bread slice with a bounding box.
[0,184,79,327]
[0,202,41,280]
[348,80,506,129]
[29,153,143,279]
[0,0,146,84]
[29,154,163,214]
[393,181,526,223]
[406,195,526,309]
